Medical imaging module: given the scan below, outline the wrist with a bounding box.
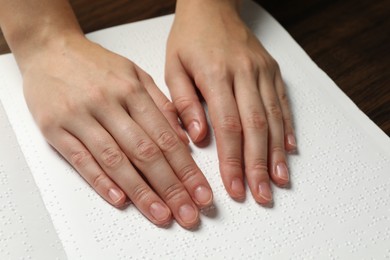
[175,0,242,16]
[0,0,84,72]
[16,30,85,75]
[174,0,245,34]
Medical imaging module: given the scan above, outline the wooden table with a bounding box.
[1,0,388,135]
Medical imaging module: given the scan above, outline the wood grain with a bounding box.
[257,0,390,136]
[0,0,388,135]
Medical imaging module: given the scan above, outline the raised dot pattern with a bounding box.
[0,103,67,259]
[0,1,389,259]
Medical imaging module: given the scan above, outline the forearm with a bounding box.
[174,0,244,30]
[175,0,242,15]
[0,0,83,70]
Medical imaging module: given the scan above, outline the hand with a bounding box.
[22,34,213,228]
[165,1,297,204]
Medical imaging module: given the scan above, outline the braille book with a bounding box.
[1,1,389,259]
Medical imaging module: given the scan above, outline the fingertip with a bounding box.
[256,182,273,205]
[194,185,214,208]
[149,202,172,226]
[188,120,201,142]
[272,162,290,187]
[177,204,200,229]
[229,177,246,201]
[285,133,297,153]
[187,119,207,143]
[108,187,127,207]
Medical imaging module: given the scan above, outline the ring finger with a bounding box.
[259,70,289,186]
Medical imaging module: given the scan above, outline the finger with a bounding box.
[275,69,297,153]
[64,117,172,226]
[136,67,189,144]
[47,128,127,207]
[96,104,200,228]
[203,81,245,200]
[124,87,213,208]
[165,55,208,143]
[234,73,273,204]
[259,70,289,186]
[94,100,208,228]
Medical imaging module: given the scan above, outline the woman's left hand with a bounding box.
[165,0,297,204]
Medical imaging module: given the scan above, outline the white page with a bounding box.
[0,103,67,259]
[0,1,389,259]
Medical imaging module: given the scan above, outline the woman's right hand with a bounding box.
[21,34,213,229]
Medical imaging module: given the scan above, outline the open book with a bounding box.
[1,1,389,259]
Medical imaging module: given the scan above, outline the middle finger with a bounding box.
[234,72,272,204]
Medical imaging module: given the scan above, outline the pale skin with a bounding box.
[0,0,296,229]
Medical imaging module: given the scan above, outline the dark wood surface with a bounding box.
[0,0,388,135]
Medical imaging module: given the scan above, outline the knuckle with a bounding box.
[162,183,187,203]
[121,79,145,97]
[245,158,268,173]
[266,102,283,120]
[279,91,290,106]
[156,131,180,152]
[165,71,184,86]
[70,150,92,168]
[195,61,228,85]
[130,183,152,203]
[134,139,161,162]
[218,116,242,133]
[162,100,177,114]
[283,116,293,127]
[115,124,133,138]
[221,156,242,169]
[92,172,107,189]
[87,88,107,105]
[244,111,268,131]
[237,55,255,73]
[173,96,196,115]
[36,112,57,135]
[100,147,124,169]
[177,164,199,184]
[258,56,278,72]
[257,56,268,69]
[271,145,285,154]
[59,99,87,120]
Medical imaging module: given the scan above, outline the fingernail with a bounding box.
[150,202,170,222]
[179,204,198,224]
[194,185,213,205]
[287,134,297,149]
[231,177,245,198]
[108,188,124,204]
[276,162,289,182]
[188,120,201,142]
[258,182,273,202]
